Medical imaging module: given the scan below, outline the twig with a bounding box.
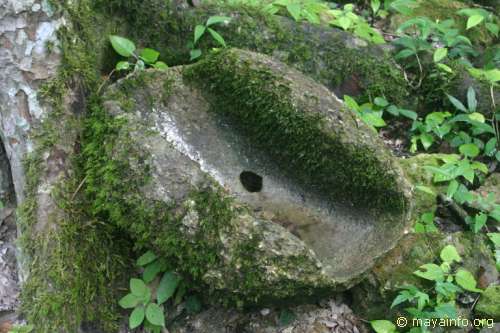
[71,175,87,201]
[97,69,116,95]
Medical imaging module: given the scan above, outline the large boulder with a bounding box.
[97,0,410,104]
[90,48,413,305]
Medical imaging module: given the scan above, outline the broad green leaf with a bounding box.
[467,87,477,112]
[447,94,467,112]
[190,49,202,61]
[370,320,396,333]
[459,143,480,158]
[371,0,380,13]
[130,278,148,298]
[484,69,500,83]
[109,35,136,57]
[335,16,352,30]
[286,3,302,21]
[468,112,484,123]
[395,49,415,59]
[194,25,206,44]
[433,48,448,62]
[414,263,444,281]
[487,232,500,246]
[485,22,499,37]
[153,61,168,70]
[137,251,157,267]
[143,260,165,283]
[157,271,181,304]
[399,109,418,120]
[206,16,231,26]
[484,138,497,156]
[146,303,165,327]
[420,133,434,150]
[129,306,145,329]
[466,15,484,30]
[207,28,226,47]
[437,63,453,73]
[343,95,359,111]
[119,293,140,309]
[440,245,461,264]
[140,48,160,64]
[374,97,389,107]
[361,112,386,128]
[115,61,130,71]
[455,269,481,292]
[433,302,457,318]
[473,213,487,233]
[446,180,459,199]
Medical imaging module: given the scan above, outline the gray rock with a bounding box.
[101,48,413,303]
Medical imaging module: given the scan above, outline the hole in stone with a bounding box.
[240,171,263,193]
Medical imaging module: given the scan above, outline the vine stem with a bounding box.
[97,68,116,95]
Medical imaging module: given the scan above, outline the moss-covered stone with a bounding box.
[92,0,410,104]
[476,285,500,321]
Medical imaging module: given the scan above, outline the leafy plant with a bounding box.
[457,8,499,36]
[119,251,186,332]
[372,245,481,333]
[191,16,232,60]
[109,35,167,72]
[414,211,438,233]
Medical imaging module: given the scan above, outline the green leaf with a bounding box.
[361,112,386,128]
[459,143,480,158]
[466,15,484,30]
[374,97,389,107]
[140,48,160,64]
[473,213,488,233]
[146,303,165,327]
[433,302,457,318]
[190,49,202,61]
[207,28,226,47]
[206,16,231,26]
[343,95,359,111]
[395,49,415,59]
[286,3,302,21]
[335,16,352,30]
[118,293,140,309]
[468,112,485,123]
[371,320,396,333]
[467,87,477,112]
[129,306,145,329]
[194,25,206,44]
[485,22,499,36]
[109,35,136,57]
[487,233,500,246]
[446,180,459,199]
[153,61,168,70]
[433,47,448,62]
[371,0,381,13]
[399,109,418,120]
[437,63,453,73]
[130,278,148,298]
[420,133,434,150]
[440,245,461,264]
[137,251,157,267]
[414,263,444,281]
[455,269,481,292]
[143,260,165,283]
[447,94,467,112]
[115,61,130,71]
[157,271,181,304]
[485,69,500,83]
